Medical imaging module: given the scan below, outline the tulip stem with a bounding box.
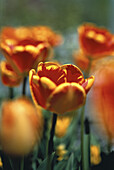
[9,87,14,99]
[8,157,14,170]
[47,113,57,170]
[107,138,112,153]
[84,58,92,78]
[20,157,24,170]
[22,77,27,96]
[80,105,85,170]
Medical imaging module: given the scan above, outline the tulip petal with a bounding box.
[61,64,84,84]
[47,82,86,114]
[82,75,95,94]
[37,62,66,85]
[29,69,56,108]
[0,61,23,87]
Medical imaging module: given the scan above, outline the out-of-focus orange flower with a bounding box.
[0,26,52,76]
[90,59,114,140]
[90,145,101,165]
[0,97,44,155]
[78,23,114,59]
[0,60,23,87]
[29,62,94,114]
[56,144,67,161]
[31,26,63,47]
[55,115,72,138]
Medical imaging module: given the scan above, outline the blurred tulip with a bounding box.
[55,115,72,138]
[78,23,114,59]
[0,97,43,155]
[0,157,3,168]
[31,26,63,47]
[56,144,67,161]
[90,59,114,140]
[0,26,52,76]
[90,145,101,165]
[0,60,23,87]
[29,62,94,114]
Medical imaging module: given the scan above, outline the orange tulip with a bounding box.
[0,60,23,87]
[0,97,44,155]
[78,23,114,59]
[29,62,94,114]
[90,59,114,140]
[0,26,52,76]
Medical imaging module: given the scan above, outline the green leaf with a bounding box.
[37,152,55,170]
[66,153,74,170]
[54,160,67,170]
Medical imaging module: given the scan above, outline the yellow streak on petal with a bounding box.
[5,39,17,46]
[29,69,36,85]
[0,61,13,76]
[29,69,40,107]
[25,45,37,55]
[40,77,56,90]
[37,61,60,72]
[1,43,11,54]
[13,46,25,53]
[47,82,86,114]
[86,31,95,39]
[95,34,106,43]
[32,75,40,84]
[84,75,95,93]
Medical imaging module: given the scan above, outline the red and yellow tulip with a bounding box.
[0,26,52,76]
[29,62,94,114]
[78,23,114,59]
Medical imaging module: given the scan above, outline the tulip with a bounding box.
[78,23,114,59]
[90,145,101,165]
[90,59,114,141]
[0,97,44,155]
[55,115,73,138]
[0,60,23,87]
[0,26,52,76]
[29,62,94,114]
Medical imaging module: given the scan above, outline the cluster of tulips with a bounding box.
[0,23,114,170]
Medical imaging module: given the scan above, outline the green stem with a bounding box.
[9,87,14,99]
[107,138,112,153]
[47,113,57,170]
[22,77,27,96]
[84,118,91,170]
[80,105,85,170]
[8,157,14,170]
[84,58,92,78]
[20,157,24,170]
